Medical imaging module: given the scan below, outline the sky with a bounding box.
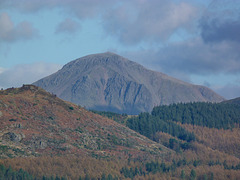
[0,0,240,99]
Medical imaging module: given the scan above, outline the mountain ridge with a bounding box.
[33,52,225,114]
[222,97,240,106]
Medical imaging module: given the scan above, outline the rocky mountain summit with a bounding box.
[34,52,224,114]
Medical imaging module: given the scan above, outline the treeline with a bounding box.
[120,159,215,180]
[126,112,195,143]
[152,102,240,129]
[1,156,240,180]
[0,163,117,180]
[120,166,144,179]
[0,164,34,180]
[0,164,69,180]
[90,110,128,124]
[79,173,118,180]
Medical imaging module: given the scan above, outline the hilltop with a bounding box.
[0,85,166,159]
[33,52,224,114]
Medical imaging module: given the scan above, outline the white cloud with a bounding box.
[0,0,199,45]
[55,18,80,34]
[0,12,38,42]
[103,0,199,44]
[0,62,62,89]
[0,0,117,16]
[0,67,5,74]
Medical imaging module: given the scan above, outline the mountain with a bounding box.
[33,52,224,114]
[222,97,240,106]
[0,85,166,159]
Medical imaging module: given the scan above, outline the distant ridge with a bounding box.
[222,97,240,106]
[33,52,225,114]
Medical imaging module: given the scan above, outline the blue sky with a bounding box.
[0,0,240,99]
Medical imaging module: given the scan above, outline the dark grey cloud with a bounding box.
[0,62,61,89]
[55,18,80,34]
[158,40,240,75]
[200,17,240,43]
[124,38,240,77]
[199,0,240,43]
[0,12,38,42]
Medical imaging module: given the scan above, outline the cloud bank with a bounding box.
[213,84,240,100]
[103,0,198,44]
[200,0,240,43]
[0,62,62,89]
[0,12,38,42]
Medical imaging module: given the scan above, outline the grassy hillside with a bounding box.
[0,85,171,179]
[0,85,166,159]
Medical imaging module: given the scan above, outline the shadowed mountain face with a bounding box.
[33,52,224,114]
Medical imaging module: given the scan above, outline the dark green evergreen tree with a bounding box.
[180,170,185,180]
[190,169,196,180]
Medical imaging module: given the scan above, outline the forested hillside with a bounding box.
[151,102,240,129]
[127,112,196,142]
[124,101,240,179]
[126,102,240,149]
[89,101,240,179]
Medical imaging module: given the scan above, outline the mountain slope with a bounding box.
[222,97,240,106]
[0,85,167,159]
[33,52,224,114]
